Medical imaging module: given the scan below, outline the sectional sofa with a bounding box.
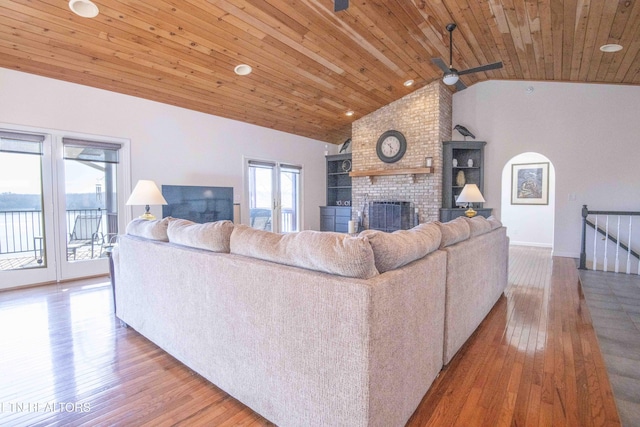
[113,215,508,426]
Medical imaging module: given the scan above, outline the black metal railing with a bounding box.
[580,205,640,273]
[0,210,43,255]
[0,208,116,255]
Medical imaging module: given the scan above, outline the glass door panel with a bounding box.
[248,162,274,231]
[59,140,120,280]
[280,166,300,232]
[0,132,56,289]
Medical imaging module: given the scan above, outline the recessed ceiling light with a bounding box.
[600,44,623,53]
[234,64,252,76]
[345,110,354,117]
[403,79,414,87]
[68,0,99,18]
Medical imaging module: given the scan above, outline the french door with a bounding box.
[246,159,302,233]
[0,126,128,289]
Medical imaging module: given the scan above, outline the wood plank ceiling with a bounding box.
[0,0,638,144]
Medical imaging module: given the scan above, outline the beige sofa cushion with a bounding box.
[487,215,503,230]
[126,217,171,241]
[167,218,234,253]
[360,223,442,273]
[436,217,471,248]
[230,225,378,279]
[464,216,492,237]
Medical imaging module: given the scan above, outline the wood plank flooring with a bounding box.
[0,246,621,426]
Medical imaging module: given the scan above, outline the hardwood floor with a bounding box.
[0,247,621,426]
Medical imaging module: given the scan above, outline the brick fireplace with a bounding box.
[351,80,452,228]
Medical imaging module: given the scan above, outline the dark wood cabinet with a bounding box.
[441,141,491,221]
[321,153,352,232]
[320,206,352,233]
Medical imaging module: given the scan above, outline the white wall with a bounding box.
[0,69,331,229]
[501,152,555,248]
[453,81,640,257]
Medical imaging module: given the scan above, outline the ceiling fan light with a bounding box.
[599,44,623,53]
[443,72,459,85]
[69,0,99,18]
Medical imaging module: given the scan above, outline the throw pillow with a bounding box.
[168,218,234,253]
[435,217,471,248]
[360,222,441,273]
[230,225,379,279]
[126,217,171,241]
[464,216,492,237]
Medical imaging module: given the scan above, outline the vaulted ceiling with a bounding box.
[1,1,638,144]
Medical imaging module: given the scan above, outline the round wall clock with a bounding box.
[376,130,406,163]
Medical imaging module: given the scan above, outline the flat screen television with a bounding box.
[162,185,233,223]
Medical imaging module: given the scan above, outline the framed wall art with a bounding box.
[511,162,549,205]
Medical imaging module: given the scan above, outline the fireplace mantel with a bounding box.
[349,167,433,183]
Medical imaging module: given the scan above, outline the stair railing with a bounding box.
[580,205,640,274]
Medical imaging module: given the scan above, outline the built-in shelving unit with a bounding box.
[321,153,352,232]
[441,141,491,221]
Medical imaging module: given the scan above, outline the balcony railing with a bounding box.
[0,208,116,256]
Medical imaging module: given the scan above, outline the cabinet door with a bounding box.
[320,215,335,231]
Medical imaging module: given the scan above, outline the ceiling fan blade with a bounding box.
[454,79,467,91]
[334,0,348,12]
[458,61,503,76]
[431,57,451,73]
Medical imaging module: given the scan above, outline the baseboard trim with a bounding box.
[510,241,553,248]
[551,251,580,259]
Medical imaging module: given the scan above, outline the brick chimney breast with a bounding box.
[351,81,452,227]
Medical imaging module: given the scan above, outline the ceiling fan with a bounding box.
[432,23,503,91]
[334,0,348,12]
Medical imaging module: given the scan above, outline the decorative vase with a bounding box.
[456,170,466,187]
[452,158,458,167]
[468,158,474,167]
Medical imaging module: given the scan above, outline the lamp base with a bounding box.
[464,207,477,217]
[139,205,156,220]
[139,212,156,220]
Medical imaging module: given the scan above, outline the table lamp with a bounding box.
[126,180,167,220]
[456,184,485,217]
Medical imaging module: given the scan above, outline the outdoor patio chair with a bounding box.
[250,208,272,231]
[67,214,102,260]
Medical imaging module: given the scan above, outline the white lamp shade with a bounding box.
[456,184,485,204]
[126,180,167,206]
[443,72,459,85]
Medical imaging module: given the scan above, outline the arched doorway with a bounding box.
[500,152,555,248]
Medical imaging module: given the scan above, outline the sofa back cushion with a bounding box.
[360,223,442,273]
[464,216,492,237]
[126,217,171,241]
[230,225,378,279]
[167,219,234,253]
[435,217,471,248]
[487,215,503,230]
